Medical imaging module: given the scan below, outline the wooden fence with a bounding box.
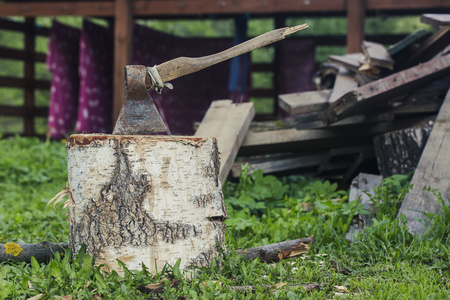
[0,16,407,137]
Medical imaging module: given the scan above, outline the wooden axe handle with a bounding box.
[145,24,308,89]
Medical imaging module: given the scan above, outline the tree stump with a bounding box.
[66,134,227,275]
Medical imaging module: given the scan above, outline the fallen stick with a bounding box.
[234,237,314,263]
[0,237,313,264]
[229,283,325,293]
[0,242,69,263]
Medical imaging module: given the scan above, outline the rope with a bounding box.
[146,66,173,94]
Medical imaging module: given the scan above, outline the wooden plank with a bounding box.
[0,76,50,89]
[367,0,450,10]
[112,0,133,124]
[398,87,450,236]
[345,173,383,242]
[1,1,450,17]
[0,47,46,62]
[421,14,450,27]
[387,75,450,115]
[195,100,255,184]
[133,0,347,16]
[328,53,363,73]
[329,67,358,103]
[349,173,383,207]
[0,105,48,117]
[0,2,115,17]
[387,29,430,57]
[402,27,450,68]
[320,53,450,124]
[278,89,331,115]
[0,18,50,36]
[239,115,432,156]
[361,41,394,70]
[231,153,324,178]
[346,0,365,54]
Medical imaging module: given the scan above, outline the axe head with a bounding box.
[113,65,167,135]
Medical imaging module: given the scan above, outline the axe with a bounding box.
[113,24,308,135]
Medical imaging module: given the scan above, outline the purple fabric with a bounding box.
[277,39,316,117]
[132,25,233,135]
[278,39,316,94]
[76,20,114,134]
[46,21,80,138]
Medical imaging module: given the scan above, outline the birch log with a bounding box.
[66,134,227,275]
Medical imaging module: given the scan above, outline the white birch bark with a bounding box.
[66,134,227,275]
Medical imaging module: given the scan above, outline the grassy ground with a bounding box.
[1,136,450,299]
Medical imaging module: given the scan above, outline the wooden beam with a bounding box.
[239,115,431,156]
[346,0,366,53]
[0,18,50,36]
[320,54,450,124]
[278,89,331,115]
[112,0,133,125]
[367,0,450,10]
[398,87,450,236]
[0,76,50,89]
[0,47,46,62]
[133,0,346,16]
[387,29,430,57]
[0,2,114,17]
[0,105,48,117]
[1,1,449,17]
[195,100,255,184]
[24,17,35,137]
[421,14,450,27]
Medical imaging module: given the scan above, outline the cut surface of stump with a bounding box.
[66,134,227,274]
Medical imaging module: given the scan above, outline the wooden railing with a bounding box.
[0,18,50,137]
[0,17,408,136]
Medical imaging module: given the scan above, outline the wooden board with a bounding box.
[398,87,450,236]
[1,1,450,17]
[329,67,358,103]
[387,29,430,57]
[421,14,450,27]
[402,27,450,68]
[328,53,363,73]
[278,89,331,115]
[345,173,383,242]
[320,53,450,124]
[361,41,394,70]
[239,115,432,156]
[195,100,255,184]
[231,153,325,178]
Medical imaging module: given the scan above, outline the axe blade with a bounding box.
[113,65,168,135]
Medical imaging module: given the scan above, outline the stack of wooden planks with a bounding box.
[194,14,450,236]
[195,14,449,188]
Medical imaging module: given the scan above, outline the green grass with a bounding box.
[1,137,450,299]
